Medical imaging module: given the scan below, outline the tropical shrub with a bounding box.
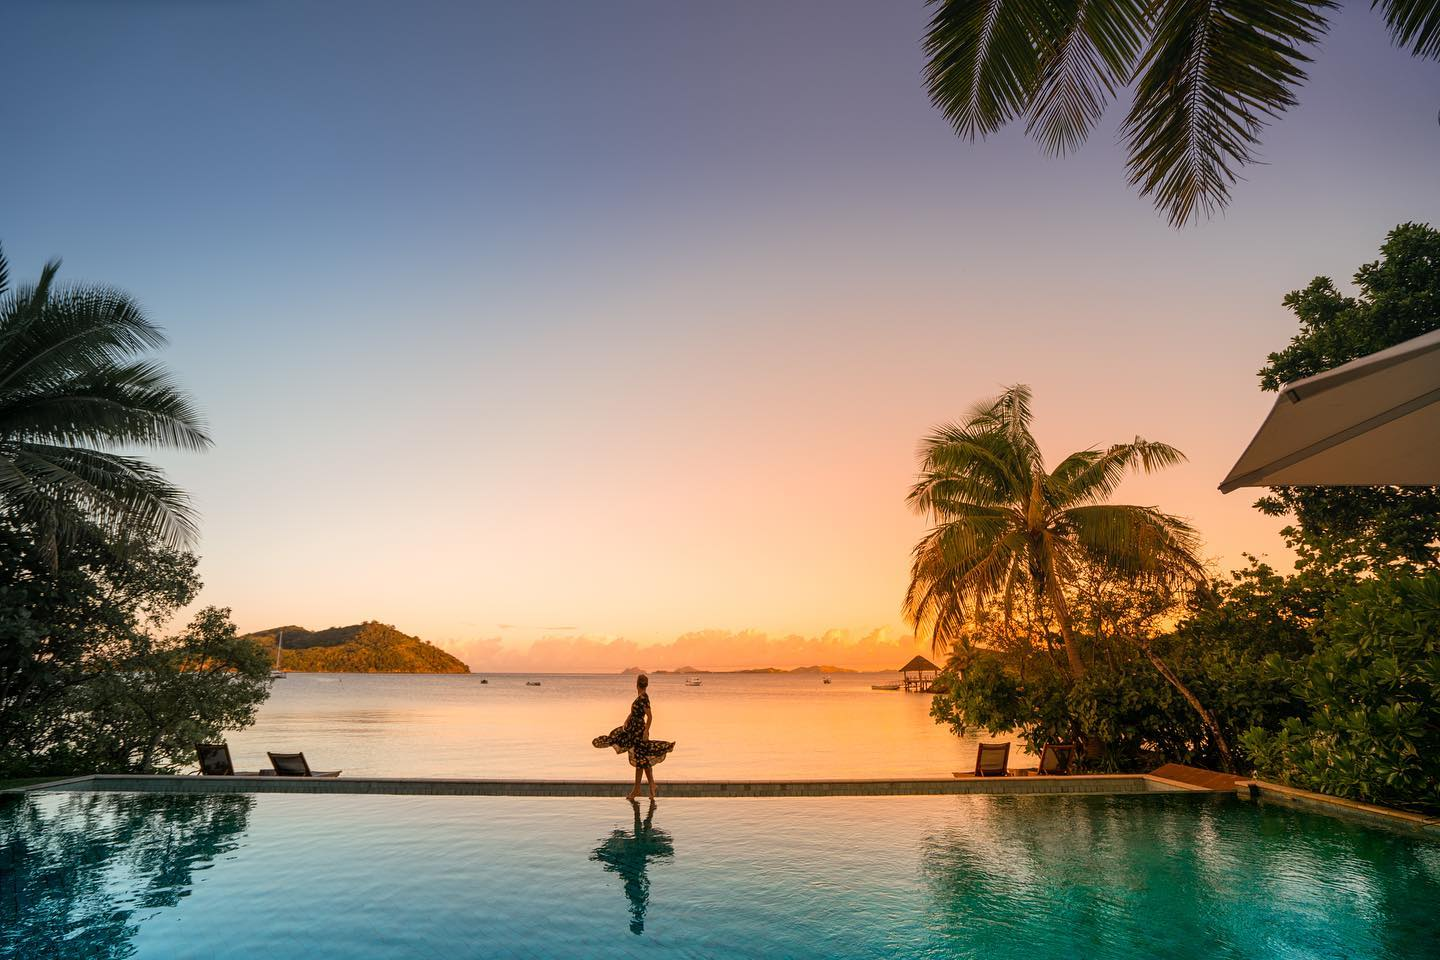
[1243,570,1440,813]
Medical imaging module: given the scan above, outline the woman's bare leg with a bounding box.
[644,765,657,799]
[626,765,642,800]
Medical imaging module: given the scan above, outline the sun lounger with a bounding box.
[196,742,263,776]
[971,741,1011,777]
[266,751,341,778]
[1037,742,1077,775]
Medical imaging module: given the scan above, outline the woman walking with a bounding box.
[593,674,675,800]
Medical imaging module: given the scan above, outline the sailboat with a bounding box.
[270,628,287,679]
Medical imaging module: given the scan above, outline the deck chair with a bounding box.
[196,742,236,776]
[197,742,269,776]
[973,742,1011,777]
[1038,742,1077,775]
[266,752,341,778]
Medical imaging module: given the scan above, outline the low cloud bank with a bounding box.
[443,627,930,673]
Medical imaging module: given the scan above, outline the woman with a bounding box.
[593,674,675,800]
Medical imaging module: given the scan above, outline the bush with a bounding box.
[1243,570,1440,813]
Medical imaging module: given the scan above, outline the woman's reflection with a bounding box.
[591,797,675,934]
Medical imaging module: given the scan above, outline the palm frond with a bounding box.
[1124,0,1333,226]
[0,360,210,452]
[0,243,8,299]
[2,443,200,550]
[1063,503,1205,585]
[924,0,1053,139]
[1027,0,1148,153]
[1374,0,1440,58]
[1050,437,1187,507]
[0,254,207,558]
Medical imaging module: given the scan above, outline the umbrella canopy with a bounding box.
[1220,328,1440,492]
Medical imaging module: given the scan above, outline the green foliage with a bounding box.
[245,621,470,673]
[921,0,1437,225]
[71,606,272,774]
[1243,570,1440,813]
[1255,223,1440,569]
[0,533,269,777]
[0,242,210,564]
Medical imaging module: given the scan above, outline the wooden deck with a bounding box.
[1148,763,1247,792]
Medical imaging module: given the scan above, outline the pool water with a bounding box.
[3,791,1437,959]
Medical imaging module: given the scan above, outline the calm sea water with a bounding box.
[4,791,1437,959]
[223,672,995,779]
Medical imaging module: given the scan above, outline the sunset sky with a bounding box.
[6,2,1438,670]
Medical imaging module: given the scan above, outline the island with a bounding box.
[245,621,470,674]
[646,665,859,675]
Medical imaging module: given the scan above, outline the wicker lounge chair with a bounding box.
[266,752,341,778]
[972,742,1011,777]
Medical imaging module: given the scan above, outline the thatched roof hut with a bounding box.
[899,655,939,692]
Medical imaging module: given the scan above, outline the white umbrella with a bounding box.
[1220,327,1440,492]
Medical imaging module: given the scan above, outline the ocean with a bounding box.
[223,671,1001,779]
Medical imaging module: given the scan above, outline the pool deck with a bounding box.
[1240,779,1440,838]
[7,771,1210,798]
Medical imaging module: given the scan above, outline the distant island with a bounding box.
[246,622,470,674]
[623,665,859,675]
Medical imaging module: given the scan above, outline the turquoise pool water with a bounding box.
[3,791,1437,959]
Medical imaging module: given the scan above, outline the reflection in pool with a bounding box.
[0,792,254,960]
[2,791,1437,959]
[590,798,675,935]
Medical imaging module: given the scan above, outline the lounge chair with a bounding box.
[972,741,1011,777]
[266,751,341,778]
[196,742,267,777]
[197,742,241,776]
[1037,742,1077,775]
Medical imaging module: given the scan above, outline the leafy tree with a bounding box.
[0,536,269,777]
[0,242,210,564]
[1256,222,1440,570]
[72,606,271,774]
[905,384,1202,681]
[922,0,1440,225]
[1242,569,1440,813]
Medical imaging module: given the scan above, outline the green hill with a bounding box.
[245,621,470,674]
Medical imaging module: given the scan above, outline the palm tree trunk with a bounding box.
[1045,578,1086,680]
[1140,642,1235,773]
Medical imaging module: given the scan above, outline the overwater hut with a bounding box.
[898,655,939,692]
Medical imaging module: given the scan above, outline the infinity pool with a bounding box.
[3,791,1437,959]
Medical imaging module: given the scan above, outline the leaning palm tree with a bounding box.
[904,385,1204,682]
[0,243,211,562]
[923,0,1440,226]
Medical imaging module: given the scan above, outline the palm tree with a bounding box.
[904,385,1203,678]
[0,244,211,563]
[922,0,1440,226]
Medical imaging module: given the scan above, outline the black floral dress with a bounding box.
[593,692,675,769]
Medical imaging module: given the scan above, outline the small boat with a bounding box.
[685,677,702,687]
[480,678,488,684]
[871,683,900,691]
[270,629,287,679]
[526,680,542,686]
[822,677,832,684]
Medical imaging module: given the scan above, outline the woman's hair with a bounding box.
[636,673,649,689]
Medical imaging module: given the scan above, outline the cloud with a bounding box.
[441,626,929,673]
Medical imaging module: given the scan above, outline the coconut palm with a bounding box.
[904,384,1204,680]
[922,0,1440,226]
[0,244,210,562]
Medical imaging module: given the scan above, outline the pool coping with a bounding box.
[4,772,1212,798]
[1238,779,1440,838]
